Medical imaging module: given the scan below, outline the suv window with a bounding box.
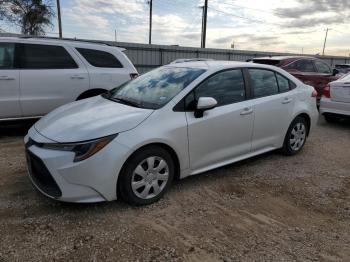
[315,60,331,74]
[249,69,279,98]
[0,43,15,69]
[76,48,123,68]
[276,73,290,92]
[287,59,315,72]
[190,69,246,107]
[20,44,78,69]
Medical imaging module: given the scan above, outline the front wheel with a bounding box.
[282,117,308,156]
[118,146,174,206]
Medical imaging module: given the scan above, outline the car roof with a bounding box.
[0,36,126,51]
[166,60,284,70]
[253,56,316,61]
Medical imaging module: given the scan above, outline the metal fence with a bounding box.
[115,42,350,73]
[1,34,349,74]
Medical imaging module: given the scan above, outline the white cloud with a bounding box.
[56,0,350,56]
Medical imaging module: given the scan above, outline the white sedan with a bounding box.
[24,61,319,205]
[320,73,350,122]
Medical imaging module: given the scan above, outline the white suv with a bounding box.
[0,37,138,120]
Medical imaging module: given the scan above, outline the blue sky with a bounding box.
[1,0,350,56]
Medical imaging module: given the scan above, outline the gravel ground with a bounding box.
[0,118,349,262]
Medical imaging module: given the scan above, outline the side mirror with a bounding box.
[194,97,218,118]
[333,68,339,76]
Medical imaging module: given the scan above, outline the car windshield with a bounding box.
[104,66,206,109]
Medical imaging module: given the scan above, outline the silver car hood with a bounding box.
[34,96,153,143]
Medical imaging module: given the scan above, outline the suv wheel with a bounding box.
[118,146,174,205]
[282,117,308,155]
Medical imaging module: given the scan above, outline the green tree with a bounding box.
[0,0,55,35]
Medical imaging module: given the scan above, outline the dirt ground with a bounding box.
[0,118,349,262]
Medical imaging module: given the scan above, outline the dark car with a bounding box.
[335,64,350,74]
[251,56,340,100]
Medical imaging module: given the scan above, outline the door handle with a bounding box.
[70,75,85,79]
[0,76,15,80]
[240,107,253,115]
[282,98,293,104]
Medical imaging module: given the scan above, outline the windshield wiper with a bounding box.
[108,96,142,108]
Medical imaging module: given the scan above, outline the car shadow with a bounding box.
[0,119,38,137]
[318,116,350,129]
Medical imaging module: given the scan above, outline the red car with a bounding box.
[251,56,340,99]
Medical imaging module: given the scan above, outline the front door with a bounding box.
[186,69,254,173]
[0,42,21,119]
[18,43,89,117]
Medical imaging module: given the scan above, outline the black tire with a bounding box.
[282,117,308,156]
[118,146,174,206]
[324,113,340,123]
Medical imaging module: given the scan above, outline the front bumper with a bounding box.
[24,128,131,203]
[320,97,350,116]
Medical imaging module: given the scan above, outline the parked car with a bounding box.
[320,73,350,122]
[251,56,339,100]
[24,61,318,205]
[335,64,350,75]
[0,37,138,121]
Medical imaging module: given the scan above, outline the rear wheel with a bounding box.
[118,146,174,206]
[282,117,308,156]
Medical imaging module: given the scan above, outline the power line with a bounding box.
[219,1,290,18]
[209,6,284,26]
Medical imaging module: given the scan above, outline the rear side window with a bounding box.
[315,60,331,74]
[0,43,15,69]
[193,69,246,107]
[249,69,279,98]
[252,59,281,66]
[76,48,123,68]
[20,44,78,69]
[276,73,290,92]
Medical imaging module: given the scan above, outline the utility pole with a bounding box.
[322,28,329,56]
[56,0,62,38]
[115,29,117,42]
[148,0,153,45]
[201,0,208,48]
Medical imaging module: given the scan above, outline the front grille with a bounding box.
[26,150,62,198]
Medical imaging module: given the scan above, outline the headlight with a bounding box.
[41,134,117,162]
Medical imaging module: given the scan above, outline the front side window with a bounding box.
[106,66,206,109]
[76,48,123,68]
[249,69,279,98]
[20,44,78,69]
[291,59,316,72]
[315,61,331,74]
[0,43,15,69]
[193,69,246,107]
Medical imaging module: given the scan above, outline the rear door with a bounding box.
[331,74,350,103]
[18,43,89,117]
[0,42,21,119]
[248,68,295,151]
[74,47,132,90]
